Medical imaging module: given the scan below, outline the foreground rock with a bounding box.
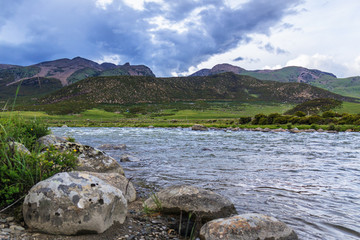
[199,213,298,240]
[143,185,237,222]
[38,135,125,175]
[85,171,136,202]
[23,172,127,235]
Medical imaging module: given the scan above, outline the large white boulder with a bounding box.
[85,171,136,202]
[23,172,127,235]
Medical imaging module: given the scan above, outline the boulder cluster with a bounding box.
[16,134,297,239]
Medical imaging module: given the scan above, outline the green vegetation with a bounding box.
[311,76,360,98]
[0,115,77,211]
[285,98,343,115]
[25,73,352,116]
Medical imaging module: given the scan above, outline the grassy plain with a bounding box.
[1,101,360,128]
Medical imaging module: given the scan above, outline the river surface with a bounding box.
[51,127,360,240]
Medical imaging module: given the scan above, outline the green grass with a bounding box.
[336,102,360,114]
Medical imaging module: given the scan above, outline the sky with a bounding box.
[0,0,359,78]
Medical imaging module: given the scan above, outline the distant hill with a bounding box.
[40,73,354,109]
[0,57,155,101]
[190,64,360,98]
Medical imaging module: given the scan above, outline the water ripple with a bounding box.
[52,127,360,240]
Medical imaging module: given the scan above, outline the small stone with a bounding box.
[0,219,6,223]
[2,228,11,233]
[10,225,25,231]
[5,217,14,222]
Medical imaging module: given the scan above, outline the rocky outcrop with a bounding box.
[23,172,127,235]
[84,172,136,203]
[120,154,140,162]
[38,135,125,175]
[143,185,237,222]
[199,213,298,240]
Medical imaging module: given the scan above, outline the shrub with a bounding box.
[239,117,251,124]
[0,117,77,209]
[294,111,306,117]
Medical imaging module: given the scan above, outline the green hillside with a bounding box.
[38,73,354,110]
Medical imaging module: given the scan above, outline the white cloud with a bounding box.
[95,0,113,10]
[286,54,353,77]
[96,54,122,65]
[122,0,164,11]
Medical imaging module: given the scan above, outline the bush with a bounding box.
[0,117,77,209]
[239,117,251,124]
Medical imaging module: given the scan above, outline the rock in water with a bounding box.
[143,185,237,222]
[199,213,298,240]
[191,124,208,131]
[120,154,140,162]
[23,172,127,235]
[98,144,127,150]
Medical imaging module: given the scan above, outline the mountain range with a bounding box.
[191,63,360,98]
[0,57,359,108]
[0,57,155,101]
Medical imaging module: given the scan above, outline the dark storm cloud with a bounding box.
[0,0,302,76]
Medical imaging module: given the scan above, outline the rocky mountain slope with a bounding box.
[2,57,155,86]
[0,57,155,100]
[190,64,360,98]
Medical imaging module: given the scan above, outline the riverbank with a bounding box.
[0,189,186,240]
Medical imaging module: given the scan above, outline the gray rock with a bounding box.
[143,185,237,222]
[38,135,125,175]
[37,135,67,147]
[84,171,136,202]
[199,213,298,240]
[23,172,127,235]
[98,144,127,150]
[191,125,208,131]
[7,142,30,155]
[120,154,140,162]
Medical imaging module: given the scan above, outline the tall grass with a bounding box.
[0,83,77,212]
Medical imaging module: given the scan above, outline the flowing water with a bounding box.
[51,127,360,239]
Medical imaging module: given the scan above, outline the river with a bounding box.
[51,127,360,240]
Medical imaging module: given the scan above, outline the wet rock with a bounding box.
[23,172,127,235]
[121,154,141,162]
[317,128,324,132]
[199,213,298,240]
[143,185,237,222]
[98,144,127,150]
[191,125,208,131]
[84,171,136,202]
[38,135,125,175]
[289,128,301,133]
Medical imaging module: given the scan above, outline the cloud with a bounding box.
[233,57,244,61]
[286,54,348,77]
[262,43,287,55]
[0,0,302,76]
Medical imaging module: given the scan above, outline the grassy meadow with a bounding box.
[1,100,360,129]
